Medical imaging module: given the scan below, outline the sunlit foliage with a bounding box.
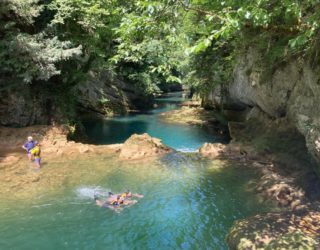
[1,0,320,98]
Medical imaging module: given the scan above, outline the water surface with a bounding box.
[83,92,225,152]
[0,153,270,249]
[0,93,273,249]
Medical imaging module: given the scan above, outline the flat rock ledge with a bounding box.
[0,126,173,164]
[119,133,173,160]
[0,125,121,161]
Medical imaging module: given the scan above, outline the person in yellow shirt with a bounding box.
[30,141,41,169]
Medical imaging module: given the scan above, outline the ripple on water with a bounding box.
[0,153,274,249]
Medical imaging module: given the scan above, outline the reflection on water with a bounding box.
[0,153,271,249]
[83,92,225,152]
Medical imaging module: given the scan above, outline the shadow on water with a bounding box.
[84,119,150,144]
[82,92,226,151]
[0,93,270,249]
[0,150,275,249]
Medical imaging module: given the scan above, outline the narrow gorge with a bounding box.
[1,1,320,249]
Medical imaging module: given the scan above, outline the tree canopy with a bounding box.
[1,0,319,95]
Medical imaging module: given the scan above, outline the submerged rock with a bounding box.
[119,133,172,160]
[198,143,226,158]
[160,106,217,125]
[1,155,20,165]
[227,209,320,249]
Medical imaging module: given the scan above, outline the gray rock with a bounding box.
[205,47,320,172]
[75,71,143,116]
[0,85,56,127]
[0,71,147,126]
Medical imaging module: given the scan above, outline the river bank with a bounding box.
[0,117,275,250]
[1,101,320,248]
[0,125,121,199]
[160,104,320,248]
[1,123,320,248]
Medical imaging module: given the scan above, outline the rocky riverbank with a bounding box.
[199,139,320,248]
[0,126,171,200]
[205,47,320,174]
[161,104,320,248]
[1,118,320,248]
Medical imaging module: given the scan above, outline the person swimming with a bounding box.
[94,192,121,207]
[94,190,143,209]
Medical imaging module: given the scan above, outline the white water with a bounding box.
[75,186,112,200]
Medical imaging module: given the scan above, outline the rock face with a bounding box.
[0,71,149,127]
[76,71,150,116]
[0,86,57,127]
[119,133,172,160]
[206,48,320,173]
[203,49,320,249]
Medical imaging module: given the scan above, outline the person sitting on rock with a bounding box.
[22,136,35,161]
[30,141,41,169]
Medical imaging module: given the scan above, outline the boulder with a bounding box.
[119,133,172,160]
[198,143,226,158]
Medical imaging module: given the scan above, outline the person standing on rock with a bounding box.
[22,136,35,161]
[30,141,41,169]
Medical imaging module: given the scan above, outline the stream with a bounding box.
[0,92,273,249]
[82,92,226,152]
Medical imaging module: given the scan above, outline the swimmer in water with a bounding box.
[94,190,143,208]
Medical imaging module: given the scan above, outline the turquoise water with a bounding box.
[0,93,272,249]
[82,92,226,152]
[0,153,269,250]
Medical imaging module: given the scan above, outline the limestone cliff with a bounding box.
[76,71,150,116]
[0,85,58,127]
[0,72,148,127]
[206,48,320,172]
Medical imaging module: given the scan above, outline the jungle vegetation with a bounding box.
[1,0,319,113]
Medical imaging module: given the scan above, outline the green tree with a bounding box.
[0,0,82,85]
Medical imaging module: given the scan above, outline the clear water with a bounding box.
[0,153,270,250]
[0,93,272,249]
[82,92,226,152]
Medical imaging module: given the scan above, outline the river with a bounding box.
[0,92,273,249]
[82,92,227,152]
